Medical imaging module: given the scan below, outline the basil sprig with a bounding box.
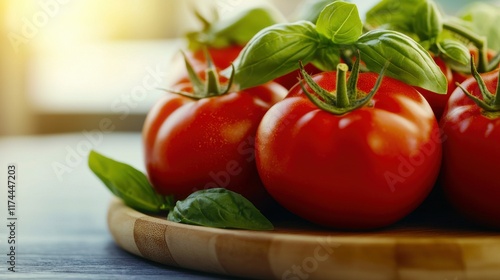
[89,151,273,231]
[167,188,274,231]
[229,1,447,94]
[365,0,472,71]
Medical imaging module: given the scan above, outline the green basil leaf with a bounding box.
[316,1,362,44]
[458,2,500,51]
[88,150,172,213]
[189,5,286,50]
[229,21,321,90]
[365,0,426,33]
[167,188,274,230]
[438,39,470,66]
[413,0,442,43]
[355,29,447,94]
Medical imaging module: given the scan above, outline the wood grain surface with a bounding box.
[107,199,500,280]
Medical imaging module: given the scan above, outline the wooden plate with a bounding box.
[107,199,500,280]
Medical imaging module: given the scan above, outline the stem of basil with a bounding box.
[442,21,488,73]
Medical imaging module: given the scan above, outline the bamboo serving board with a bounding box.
[107,199,500,280]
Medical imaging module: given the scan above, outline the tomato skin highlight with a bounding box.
[143,75,287,209]
[440,70,500,229]
[256,71,442,229]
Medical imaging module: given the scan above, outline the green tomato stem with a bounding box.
[336,64,350,108]
[456,59,500,113]
[206,68,221,96]
[442,21,488,73]
[298,59,386,115]
[494,70,500,108]
[169,48,234,100]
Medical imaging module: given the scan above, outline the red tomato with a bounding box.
[143,70,287,210]
[440,69,500,229]
[256,71,442,229]
[415,56,455,120]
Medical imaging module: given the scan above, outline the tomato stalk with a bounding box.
[456,59,500,113]
[336,64,350,108]
[299,58,387,115]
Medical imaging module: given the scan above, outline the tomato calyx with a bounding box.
[299,58,387,115]
[456,58,500,115]
[167,50,235,100]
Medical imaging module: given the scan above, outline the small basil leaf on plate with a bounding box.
[167,188,274,231]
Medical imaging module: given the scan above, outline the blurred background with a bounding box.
[0,0,495,136]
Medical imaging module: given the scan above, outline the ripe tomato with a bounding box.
[440,69,500,229]
[143,66,287,210]
[256,69,442,229]
[415,56,455,120]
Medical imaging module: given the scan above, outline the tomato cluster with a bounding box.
[142,1,500,231]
